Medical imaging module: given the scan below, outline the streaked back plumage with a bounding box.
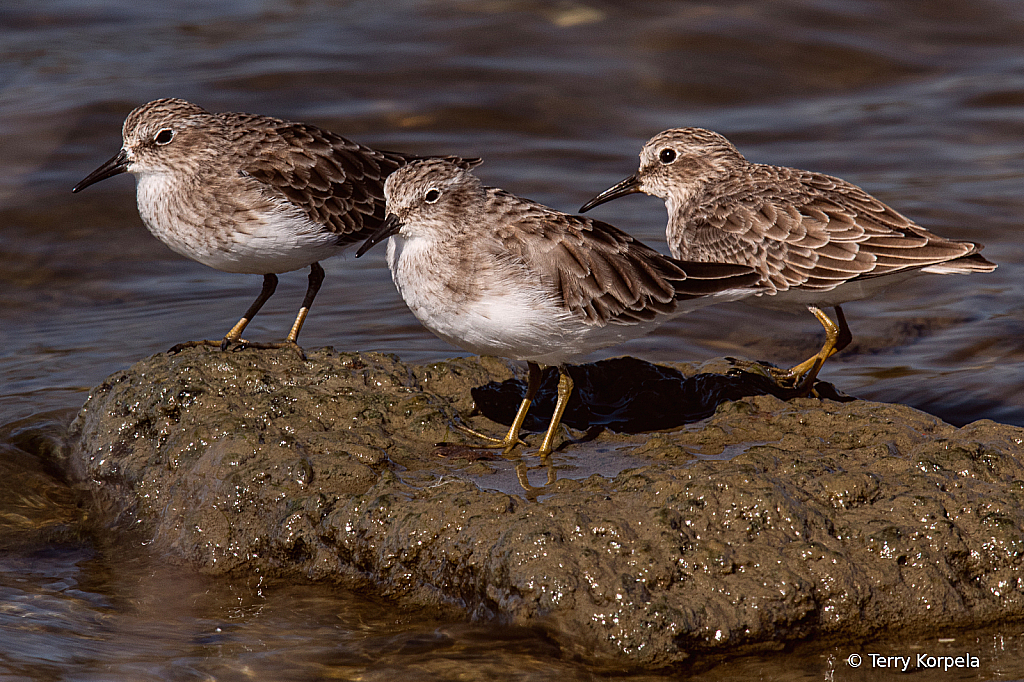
[375,158,761,365]
[630,127,995,299]
[72,98,480,350]
[121,98,480,247]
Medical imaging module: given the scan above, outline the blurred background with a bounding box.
[2,0,1024,679]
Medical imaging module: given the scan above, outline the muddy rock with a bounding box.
[68,346,1024,668]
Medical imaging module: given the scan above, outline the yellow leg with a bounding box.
[450,395,532,450]
[782,305,852,392]
[499,396,534,453]
[787,306,840,377]
[537,368,573,458]
[239,303,311,359]
[220,273,278,349]
[285,306,310,344]
[224,316,252,344]
[284,262,324,345]
[219,264,325,360]
[450,362,541,451]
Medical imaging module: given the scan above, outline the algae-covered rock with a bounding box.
[68,346,1024,668]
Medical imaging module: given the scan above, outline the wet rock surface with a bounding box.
[67,347,1024,668]
[0,413,91,551]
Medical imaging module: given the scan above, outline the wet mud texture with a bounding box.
[68,347,1024,668]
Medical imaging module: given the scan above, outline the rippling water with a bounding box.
[3,0,1024,678]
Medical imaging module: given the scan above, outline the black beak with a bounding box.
[72,148,129,193]
[356,213,403,258]
[578,174,643,213]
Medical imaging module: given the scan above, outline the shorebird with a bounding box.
[581,127,996,389]
[73,97,478,355]
[357,158,761,456]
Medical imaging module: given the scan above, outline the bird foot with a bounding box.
[231,340,308,360]
[167,339,228,354]
[167,338,305,360]
[767,365,804,388]
[766,359,825,398]
[442,422,530,453]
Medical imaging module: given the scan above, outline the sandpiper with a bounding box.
[580,127,997,389]
[356,159,761,456]
[73,98,478,355]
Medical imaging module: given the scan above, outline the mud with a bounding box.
[67,346,1024,668]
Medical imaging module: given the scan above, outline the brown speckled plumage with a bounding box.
[73,98,478,350]
[361,157,760,351]
[487,186,761,327]
[358,158,761,456]
[581,127,996,388]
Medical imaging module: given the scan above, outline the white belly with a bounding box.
[387,235,682,365]
[135,174,345,274]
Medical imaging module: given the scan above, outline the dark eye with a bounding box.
[659,148,676,164]
[424,188,441,203]
[154,128,174,145]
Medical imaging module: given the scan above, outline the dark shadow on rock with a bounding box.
[472,357,853,434]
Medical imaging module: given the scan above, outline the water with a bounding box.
[2,0,1024,677]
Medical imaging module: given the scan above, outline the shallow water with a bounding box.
[3,0,1024,677]
[6,542,1024,682]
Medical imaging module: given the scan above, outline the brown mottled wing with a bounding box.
[685,165,988,293]
[491,190,758,326]
[224,112,480,245]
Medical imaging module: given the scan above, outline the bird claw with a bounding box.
[764,359,824,398]
[167,339,224,354]
[167,338,305,360]
[231,340,307,360]
[445,422,530,451]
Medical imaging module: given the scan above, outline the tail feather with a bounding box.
[668,262,764,299]
[920,250,997,275]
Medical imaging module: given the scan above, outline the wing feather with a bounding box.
[493,194,758,326]
[223,112,479,245]
[677,164,994,293]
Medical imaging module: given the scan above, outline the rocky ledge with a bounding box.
[67,346,1024,668]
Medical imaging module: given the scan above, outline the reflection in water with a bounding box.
[1,543,583,681]
[462,442,645,499]
[516,459,557,497]
[4,0,1024,677]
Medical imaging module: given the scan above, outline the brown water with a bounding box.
[3,0,1024,678]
